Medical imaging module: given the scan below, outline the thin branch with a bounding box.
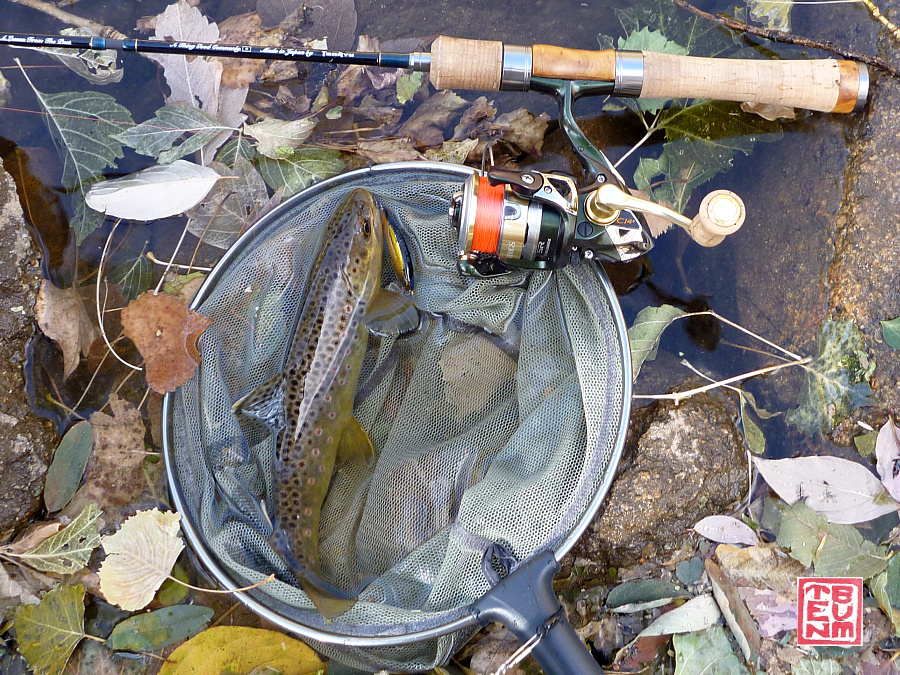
[167,572,276,594]
[672,0,900,78]
[97,221,142,372]
[6,0,123,37]
[859,0,900,41]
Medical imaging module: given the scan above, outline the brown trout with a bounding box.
[233,188,416,617]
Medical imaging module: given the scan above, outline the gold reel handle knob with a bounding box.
[689,190,746,247]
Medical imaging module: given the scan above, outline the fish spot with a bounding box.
[299,461,306,468]
[328,412,336,419]
[325,395,331,401]
[315,428,323,435]
[312,448,320,456]
[305,508,312,515]
[308,478,315,484]
[327,437,333,443]
[305,529,312,536]
[338,379,345,385]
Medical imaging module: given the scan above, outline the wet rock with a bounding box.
[559,388,746,587]
[828,70,900,412]
[0,157,57,535]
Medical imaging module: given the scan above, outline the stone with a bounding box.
[559,388,747,587]
[0,156,58,535]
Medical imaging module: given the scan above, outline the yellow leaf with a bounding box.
[158,626,326,675]
[98,508,183,611]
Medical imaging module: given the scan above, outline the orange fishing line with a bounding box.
[470,175,504,254]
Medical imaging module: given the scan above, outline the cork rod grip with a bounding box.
[430,36,503,90]
[639,52,863,113]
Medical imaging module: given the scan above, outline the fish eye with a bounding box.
[363,221,371,236]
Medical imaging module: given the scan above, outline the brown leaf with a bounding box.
[635,190,674,237]
[351,95,402,128]
[740,101,796,121]
[705,557,761,665]
[452,96,497,141]
[216,12,287,89]
[35,280,100,379]
[292,0,357,51]
[83,396,147,508]
[481,108,550,156]
[121,291,213,393]
[715,543,806,596]
[357,138,424,164]
[5,522,63,555]
[399,90,469,148]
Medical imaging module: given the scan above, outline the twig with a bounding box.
[6,0,123,37]
[146,251,213,272]
[672,0,900,78]
[859,0,900,41]
[166,572,276,594]
[98,221,142,372]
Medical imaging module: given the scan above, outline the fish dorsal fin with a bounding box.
[365,289,420,337]
[338,416,373,467]
[232,374,285,432]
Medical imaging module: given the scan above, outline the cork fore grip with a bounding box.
[430,35,503,90]
[640,52,862,113]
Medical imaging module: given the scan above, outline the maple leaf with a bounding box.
[98,509,184,611]
[34,280,99,379]
[121,291,213,393]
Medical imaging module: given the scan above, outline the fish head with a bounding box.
[332,188,386,299]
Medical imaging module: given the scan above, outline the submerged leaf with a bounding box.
[34,280,99,380]
[694,515,759,546]
[71,185,106,244]
[875,419,900,501]
[243,117,316,159]
[17,27,122,85]
[882,316,900,349]
[108,251,153,302]
[99,509,184,611]
[257,147,343,198]
[673,626,749,675]
[786,318,876,435]
[627,304,686,379]
[43,421,93,512]
[107,605,213,652]
[83,397,148,508]
[85,160,222,220]
[396,71,423,105]
[754,455,898,524]
[637,595,721,637]
[14,584,85,675]
[5,503,100,574]
[616,28,687,113]
[114,104,233,164]
[736,587,797,638]
[121,291,213,394]
[746,0,792,31]
[158,626,326,675]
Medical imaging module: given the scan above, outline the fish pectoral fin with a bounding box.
[365,289,420,337]
[232,374,285,432]
[297,577,357,621]
[338,416,374,467]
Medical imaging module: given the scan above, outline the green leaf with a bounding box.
[855,431,878,457]
[606,579,685,609]
[257,148,344,198]
[673,626,750,675]
[607,2,742,57]
[884,553,900,608]
[881,316,900,350]
[19,68,132,191]
[396,71,423,105]
[215,137,257,166]
[872,569,900,635]
[627,304,686,379]
[12,503,101,573]
[747,0,793,31]
[786,318,877,435]
[739,395,766,455]
[108,249,153,302]
[777,502,888,578]
[658,100,782,147]
[616,28,686,113]
[792,658,841,675]
[43,421,92,512]
[13,584,85,675]
[71,183,107,244]
[107,605,213,652]
[114,104,232,164]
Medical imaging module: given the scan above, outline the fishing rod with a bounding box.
[0,31,869,113]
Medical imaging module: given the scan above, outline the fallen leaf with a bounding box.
[257,147,344,198]
[637,594,721,637]
[396,71,423,105]
[871,567,900,635]
[18,27,122,85]
[3,503,100,574]
[145,0,222,117]
[215,12,288,89]
[786,317,876,435]
[83,397,148,508]
[606,579,688,610]
[121,291,213,394]
[705,558,760,665]
[451,96,497,141]
[85,160,222,221]
[856,430,878,457]
[882,316,900,349]
[673,626,749,675]
[158,626,326,675]
[424,138,479,164]
[754,456,898,524]
[243,117,316,159]
[107,605,213,652]
[715,543,805,595]
[14,584,85,675]
[99,508,184,611]
[628,304,686,379]
[43,421,93,512]
[114,103,233,164]
[186,156,269,249]
[292,0,357,51]
[736,587,797,637]
[747,0,793,31]
[351,95,403,127]
[695,515,760,546]
[740,101,796,121]
[163,271,207,305]
[4,522,63,555]
[0,562,40,605]
[480,108,551,156]
[399,90,469,148]
[776,501,889,578]
[357,137,424,164]
[793,658,842,675]
[876,419,900,501]
[468,623,525,675]
[108,250,153,302]
[35,280,100,379]
[676,556,704,585]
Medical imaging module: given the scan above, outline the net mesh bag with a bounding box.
[165,163,628,672]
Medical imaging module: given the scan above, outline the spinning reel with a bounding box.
[449,79,746,278]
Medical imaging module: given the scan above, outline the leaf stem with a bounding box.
[146,251,213,272]
[98,220,143,372]
[166,573,276,594]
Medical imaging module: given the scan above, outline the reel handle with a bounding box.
[429,36,869,113]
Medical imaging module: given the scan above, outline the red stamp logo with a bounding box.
[797,577,863,646]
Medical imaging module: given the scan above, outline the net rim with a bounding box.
[161,161,632,648]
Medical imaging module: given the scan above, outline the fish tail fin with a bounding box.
[232,374,285,432]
